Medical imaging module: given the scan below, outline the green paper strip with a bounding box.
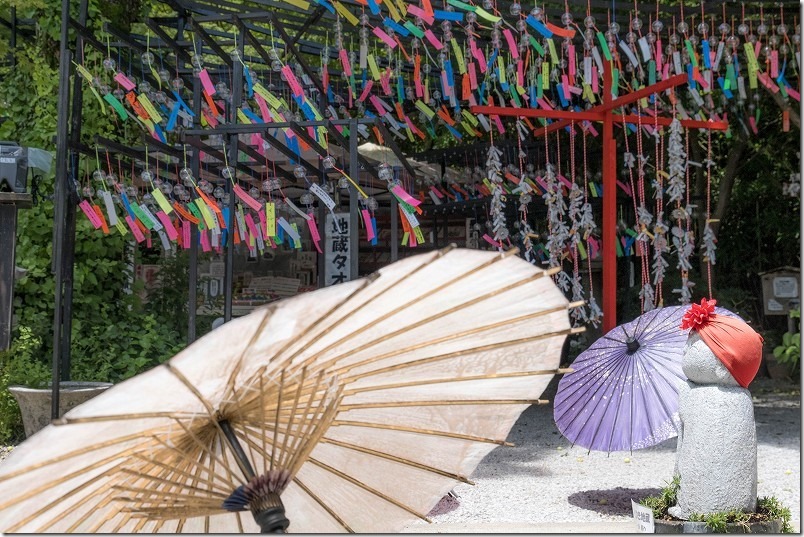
[461,109,478,126]
[541,62,549,90]
[536,81,543,98]
[596,32,612,61]
[103,93,128,120]
[404,21,424,38]
[474,7,500,22]
[528,36,544,55]
[414,99,436,120]
[648,60,656,86]
[131,204,155,230]
[447,0,476,11]
[451,39,466,74]
[152,189,173,214]
[115,220,128,236]
[188,202,205,230]
[89,86,107,114]
[547,38,558,66]
[684,40,698,68]
[509,87,521,107]
[497,56,506,84]
[611,68,620,97]
[401,231,409,246]
[743,43,759,70]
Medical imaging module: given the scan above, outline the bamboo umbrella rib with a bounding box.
[118,504,224,519]
[274,248,451,369]
[283,369,326,474]
[163,363,218,418]
[289,385,344,476]
[171,419,241,485]
[109,484,227,502]
[0,429,173,483]
[332,308,579,379]
[267,272,382,370]
[320,437,475,485]
[64,481,119,532]
[54,411,204,425]
[129,452,233,493]
[343,368,574,395]
[33,473,118,532]
[0,446,141,511]
[270,370,286,472]
[331,420,514,446]
[307,271,544,375]
[116,469,229,499]
[307,457,431,522]
[292,249,520,375]
[587,350,634,453]
[339,399,548,410]
[292,477,354,533]
[147,434,238,491]
[223,308,273,404]
[278,367,308,471]
[4,461,125,533]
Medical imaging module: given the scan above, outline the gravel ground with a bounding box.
[404,376,800,531]
[0,378,798,531]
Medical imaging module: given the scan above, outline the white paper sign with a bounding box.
[310,183,336,210]
[631,500,654,533]
[325,212,351,286]
[773,277,799,298]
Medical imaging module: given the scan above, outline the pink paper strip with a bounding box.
[114,72,136,91]
[655,39,663,71]
[536,97,553,110]
[423,29,443,50]
[409,231,417,247]
[391,184,422,207]
[586,122,599,136]
[125,215,145,242]
[568,84,583,95]
[770,50,779,78]
[407,5,434,25]
[358,80,374,102]
[440,70,452,97]
[786,87,800,101]
[753,40,761,60]
[380,72,392,95]
[557,175,573,190]
[493,115,505,133]
[474,48,487,72]
[156,211,178,240]
[234,184,263,212]
[482,233,502,248]
[361,209,375,241]
[257,209,267,237]
[373,27,398,49]
[430,185,445,199]
[339,48,353,76]
[244,213,259,239]
[561,75,572,99]
[516,60,524,86]
[182,221,191,249]
[693,70,708,89]
[145,232,152,249]
[568,45,576,78]
[503,29,519,59]
[535,176,550,192]
[281,65,304,96]
[592,66,599,92]
[369,95,387,116]
[199,230,211,252]
[254,94,271,122]
[198,69,216,95]
[306,217,322,253]
[662,62,671,79]
[748,115,758,134]
[202,111,218,128]
[468,62,478,89]
[616,180,632,196]
[79,200,102,229]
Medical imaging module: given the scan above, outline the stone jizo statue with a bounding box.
[668,298,764,520]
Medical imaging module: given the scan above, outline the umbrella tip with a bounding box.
[625,338,641,355]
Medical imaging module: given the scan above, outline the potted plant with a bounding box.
[770,308,801,380]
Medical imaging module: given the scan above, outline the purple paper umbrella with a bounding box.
[554,305,739,453]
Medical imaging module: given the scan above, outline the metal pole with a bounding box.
[0,204,18,350]
[188,41,201,343]
[348,119,359,279]
[390,196,398,262]
[317,165,326,288]
[223,25,245,322]
[60,0,89,381]
[51,0,72,419]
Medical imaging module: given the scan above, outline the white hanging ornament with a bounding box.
[666,119,687,204]
[701,223,717,266]
[486,145,509,244]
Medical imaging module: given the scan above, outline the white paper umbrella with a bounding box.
[0,247,577,533]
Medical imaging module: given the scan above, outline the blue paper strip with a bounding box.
[370,217,378,246]
[384,18,410,36]
[701,40,711,69]
[166,102,180,131]
[244,66,254,98]
[526,16,553,37]
[433,9,464,21]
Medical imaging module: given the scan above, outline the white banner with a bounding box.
[325,212,351,286]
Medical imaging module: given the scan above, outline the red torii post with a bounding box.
[472,66,728,332]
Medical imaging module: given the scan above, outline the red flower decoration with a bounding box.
[680,298,718,330]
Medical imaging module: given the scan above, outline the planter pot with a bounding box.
[654,518,783,533]
[9,381,113,438]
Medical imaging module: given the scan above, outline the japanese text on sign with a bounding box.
[325,212,351,286]
[631,500,654,533]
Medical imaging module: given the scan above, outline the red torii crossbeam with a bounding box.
[472,67,728,332]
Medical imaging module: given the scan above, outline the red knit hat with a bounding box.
[680,298,764,388]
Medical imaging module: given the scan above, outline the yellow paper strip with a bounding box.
[367,54,381,81]
[282,0,311,9]
[385,0,401,22]
[137,94,163,123]
[333,0,359,25]
[451,39,466,74]
[152,189,174,214]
